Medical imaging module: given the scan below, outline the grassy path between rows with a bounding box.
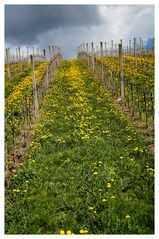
[5,59,154,234]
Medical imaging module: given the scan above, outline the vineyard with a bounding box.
[5,40,154,234]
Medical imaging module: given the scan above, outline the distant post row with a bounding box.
[5,45,62,64]
[77,37,154,57]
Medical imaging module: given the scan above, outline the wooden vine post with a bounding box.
[48,45,51,60]
[100,41,104,83]
[104,42,107,56]
[44,49,49,88]
[152,37,154,56]
[119,43,124,105]
[86,43,89,66]
[52,45,55,59]
[134,38,137,67]
[43,49,46,70]
[129,40,131,54]
[27,46,30,66]
[30,55,39,117]
[91,42,95,72]
[111,40,114,57]
[6,48,11,79]
[83,43,85,60]
[16,48,18,62]
[18,47,23,71]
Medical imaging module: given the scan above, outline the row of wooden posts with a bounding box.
[77,37,154,57]
[77,39,154,129]
[5,47,62,174]
[77,41,129,103]
[5,45,62,80]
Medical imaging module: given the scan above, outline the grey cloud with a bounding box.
[5,5,154,58]
[5,5,102,44]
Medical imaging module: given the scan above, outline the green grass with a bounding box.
[5,59,154,234]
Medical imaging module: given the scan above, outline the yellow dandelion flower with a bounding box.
[79,229,89,234]
[59,230,65,235]
[125,215,131,219]
[66,230,72,235]
[89,206,94,210]
[111,196,116,199]
[93,171,98,176]
[102,198,107,202]
[107,183,111,188]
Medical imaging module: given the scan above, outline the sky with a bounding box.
[5,4,154,58]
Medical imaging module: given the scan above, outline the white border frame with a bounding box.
[0,1,158,239]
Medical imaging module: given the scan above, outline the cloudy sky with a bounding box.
[5,5,154,58]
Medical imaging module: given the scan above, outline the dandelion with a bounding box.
[111,196,116,199]
[125,215,131,219]
[89,206,94,210]
[25,180,29,183]
[79,229,89,234]
[59,230,65,235]
[102,198,107,202]
[66,230,72,234]
[93,172,98,176]
[107,183,111,188]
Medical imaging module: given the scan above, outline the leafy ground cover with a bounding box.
[5,59,154,234]
[5,62,42,98]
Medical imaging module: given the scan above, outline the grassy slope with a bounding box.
[5,60,154,234]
